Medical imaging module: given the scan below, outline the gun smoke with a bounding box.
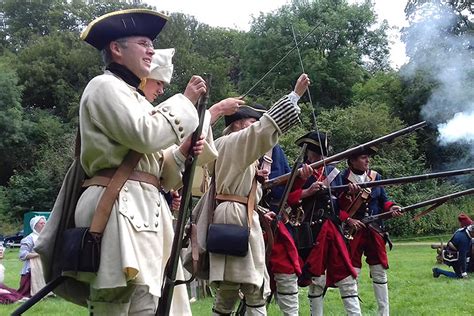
[401,3,474,155]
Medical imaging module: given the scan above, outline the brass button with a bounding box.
[144,223,149,228]
[130,215,135,220]
[178,127,184,132]
[162,107,168,112]
[157,201,161,207]
[169,112,175,117]
[155,212,159,217]
[122,197,128,202]
[180,133,185,138]
[136,224,141,228]
[175,119,180,125]
[123,186,128,192]
[155,222,159,227]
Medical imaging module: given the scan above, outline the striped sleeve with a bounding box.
[266,94,301,133]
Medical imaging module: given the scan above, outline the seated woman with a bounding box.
[18,216,46,297]
[1,263,24,304]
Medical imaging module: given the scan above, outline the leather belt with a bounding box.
[83,168,160,189]
[216,194,248,205]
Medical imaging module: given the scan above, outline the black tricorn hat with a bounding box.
[80,9,168,50]
[349,145,378,158]
[224,104,267,127]
[296,131,329,156]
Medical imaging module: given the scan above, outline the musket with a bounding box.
[156,74,211,315]
[330,168,474,192]
[264,121,427,189]
[359,188,474,225]
[274,144,308,226]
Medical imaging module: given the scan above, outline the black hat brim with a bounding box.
[295,132,329,156]
[81,9,168,50]
[224,105,266,127]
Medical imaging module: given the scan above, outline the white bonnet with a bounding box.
[148,48,175,84]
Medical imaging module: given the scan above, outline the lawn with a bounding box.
[1,241,473,315]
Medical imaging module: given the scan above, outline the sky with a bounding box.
[145,0,409,68]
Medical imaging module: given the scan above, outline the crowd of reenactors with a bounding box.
[17,8,472,316]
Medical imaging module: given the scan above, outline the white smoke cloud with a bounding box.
[438,111,474,145]
[401,2,474,152]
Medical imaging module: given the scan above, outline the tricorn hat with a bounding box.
[148,48,175,84]
[224,104,267,127]
[296,131,329,156]
[349,146,378,158]
[81,9,168,50]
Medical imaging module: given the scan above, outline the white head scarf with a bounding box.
[147,48,175,84]
[30,215,46,242]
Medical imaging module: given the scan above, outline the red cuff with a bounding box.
[384,201,395,212]
[339,210,350,222]
[288,189,302,206]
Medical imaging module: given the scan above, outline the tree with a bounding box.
[238,0,390,107]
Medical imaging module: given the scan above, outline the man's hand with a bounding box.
[264,211,276,222]
[345,218,366,231]
[179,135,205,157]
[294,73,311,97]
[184,75,207,105]
[256,168,270,182]
[209,97,246,124]
[170,190,181,211]
[299,163,313,181]
[305,181,324,196]
[347,183,361,196]
[390,205,403,217]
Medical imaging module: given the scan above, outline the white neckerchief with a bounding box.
[349,170,369,184]
[31,230,40,244]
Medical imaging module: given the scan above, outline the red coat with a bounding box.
[288,165,357,287]
[269,222,302,275]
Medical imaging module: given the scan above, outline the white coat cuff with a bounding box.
[172,148,187,172]
[288,91,301,104]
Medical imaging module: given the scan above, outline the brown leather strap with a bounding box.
[216,194,248,205]
[83,169,160,189]
[89,150,142,234]
[214,177,258,228]
[247,177,257,227]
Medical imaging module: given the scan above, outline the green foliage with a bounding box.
[239,0,390,106]
[16,32,102,120]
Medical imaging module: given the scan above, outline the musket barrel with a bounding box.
[401,188,474,213]
[263,121,427,189]
[331,168,474,192]
[156,74,211,315]
[361,188,474,224]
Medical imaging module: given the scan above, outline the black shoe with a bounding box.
[432,267,440,278]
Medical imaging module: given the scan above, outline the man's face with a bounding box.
[143,79,165,102]
[306,149,322,163]
[350,155,370,172]
[112,36,154,78]
[231,117,257,132]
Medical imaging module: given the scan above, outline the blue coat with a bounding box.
[265,144,291,212]
[449,228,473,274]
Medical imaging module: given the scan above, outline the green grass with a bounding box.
[1,243,473,315]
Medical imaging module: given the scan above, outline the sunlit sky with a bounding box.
[145,0,409,68]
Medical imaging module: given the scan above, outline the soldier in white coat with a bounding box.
[210,73,311,315]
[68,9,206,315]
